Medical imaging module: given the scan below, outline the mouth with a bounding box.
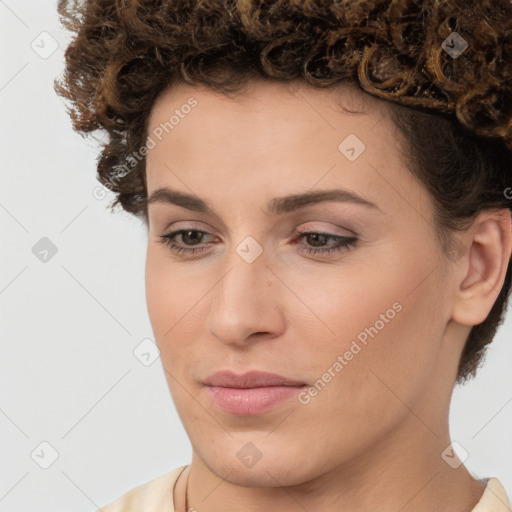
[203,370,307,415]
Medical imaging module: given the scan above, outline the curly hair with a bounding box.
[54,0,512,385]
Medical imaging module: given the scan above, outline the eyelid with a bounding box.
[158,219,359,245]
[160,220,216,235]
[296,222,357,237]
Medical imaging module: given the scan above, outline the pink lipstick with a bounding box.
[203,370,306,415]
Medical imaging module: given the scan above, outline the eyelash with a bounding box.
[157,227,358,257]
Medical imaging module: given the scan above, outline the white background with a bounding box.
[0,2,510,511]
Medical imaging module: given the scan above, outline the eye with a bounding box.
[291,228,358,255]
[157,227,359,257]
[158,229,214,256]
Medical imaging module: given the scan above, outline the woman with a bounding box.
[54,1,512,511]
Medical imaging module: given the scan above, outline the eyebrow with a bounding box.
[147,186,383,215]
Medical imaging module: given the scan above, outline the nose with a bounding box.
[206,249,286,347]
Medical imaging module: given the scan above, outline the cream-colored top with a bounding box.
[93,465,511,512]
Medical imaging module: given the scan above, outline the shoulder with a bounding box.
[472,477,511,512]
[91,465,188,512]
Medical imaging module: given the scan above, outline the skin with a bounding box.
[143,77,511,512]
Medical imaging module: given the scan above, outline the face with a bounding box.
[144,77,458,487]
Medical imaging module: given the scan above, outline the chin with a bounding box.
[197,437,322,488]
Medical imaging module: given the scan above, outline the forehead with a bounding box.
[143,76,430,228]
[145,77,402,178]
[147,77,391,134]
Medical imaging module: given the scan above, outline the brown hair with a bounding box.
[54,0,512,384]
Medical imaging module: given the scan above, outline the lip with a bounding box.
[203,370,307,415]
[203,370,306,388]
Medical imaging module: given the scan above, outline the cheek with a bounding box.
[145,260,206,418]
[294,246,445,419]
[144,249,210,364]
[145,246,192,326]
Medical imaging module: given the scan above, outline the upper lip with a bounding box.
[203,370,306,388]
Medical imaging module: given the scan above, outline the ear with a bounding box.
[451,209,512,326]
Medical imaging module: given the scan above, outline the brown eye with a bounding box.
[158,229,214,255]
[293,230,359,255]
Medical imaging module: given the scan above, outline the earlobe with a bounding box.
[451,209,512,327]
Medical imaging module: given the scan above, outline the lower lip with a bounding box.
[205,385,305,415]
